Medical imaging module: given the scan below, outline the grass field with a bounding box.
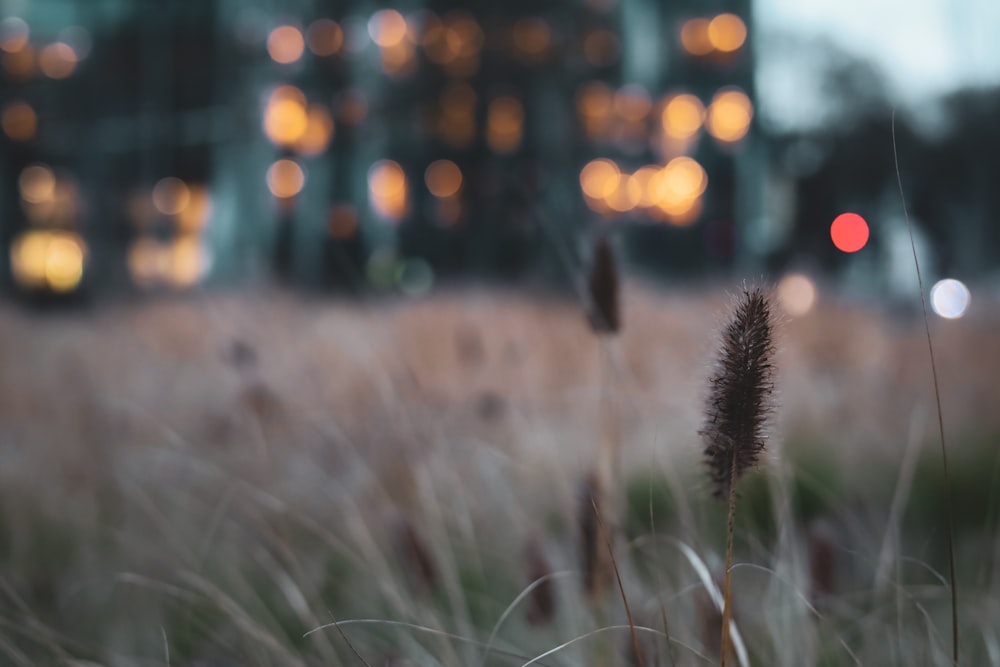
[1,283,998,665]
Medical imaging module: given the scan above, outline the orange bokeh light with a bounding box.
[38,42,77,79]
[425,160,463,198]
[580,159,620,200]
[267,25,305,64]
[830,212,869,253]
[307,19,343,56]
[2,101,37,141]
[368,160,407,219]
[661,93,705,140]
[707,88,753,143]
[266,159,305,199]
[487,96,523,153]
[680,18,713,56]
[707,14,747,53]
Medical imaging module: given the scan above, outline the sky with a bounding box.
[757,0,1000,103]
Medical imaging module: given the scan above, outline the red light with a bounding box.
[830,212,869,253]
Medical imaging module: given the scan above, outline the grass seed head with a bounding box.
[700,286,776,499]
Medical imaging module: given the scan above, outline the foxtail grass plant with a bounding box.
[700,286,777,667]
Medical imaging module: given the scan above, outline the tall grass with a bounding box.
[0,283,996,664]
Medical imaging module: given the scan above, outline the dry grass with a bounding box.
[0,283,998,665]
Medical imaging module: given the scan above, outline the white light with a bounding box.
[776,273,817,317]
[930,278,970,319]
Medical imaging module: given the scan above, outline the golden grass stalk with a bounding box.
[699,286,776,667]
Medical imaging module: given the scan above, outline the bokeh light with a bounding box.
[777,273,818,317]
[706,88,753,143]
[930,278,971,319]
[425,160,462,198]
[1,42,34,80]
[707,14,747,53]
[19,164,56,204]
[661,93,705,140]
[267,25,305,64]
[397,258,434,296]
[580,158,620,200]
[0,17,29,53]
[263,85,308,147]
[307,19,343,56]
[266,159,305,199]
[175,185,212,234]
[293,105,334,155]
[830,212,869,253]
[38,42,77,79]
[369,9,407,48]
[10,230,86,293]
[486,95,524,153]
[152,177,190,216]
[680,18,712,56]
[368,160,408,220]
[2,101,37,141]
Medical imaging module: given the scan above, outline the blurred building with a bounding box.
[0,0,764,300]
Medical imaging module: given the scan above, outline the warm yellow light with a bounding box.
[603,173,639,213]
[487,96,524,153]
[267,25,305,64]
[1,100,36,141]
[293,104,334,155]
[10,231,49,288]
[0,17,29,53]
[425,160,463,198]
[152,177,190,216]
[512,17,550,62]
[680,18,713,56]
[648,157,707,221]
[10,230,85,292]
[627,165,659,207]
[707,88,753,143]
[176,185,211,234]
[45,233,85,292]
[38,42,76,78]
[170,236,209,289]
[614,84,651,122]
[307,19,343,56]
[661,94,705,140]
[263,86,308,146]
[579,158,620,200]
[368,160,408,220]
[267,159,305,199]
[369,9,407,48]
[19,164,56,204]
[707,13,747,53]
